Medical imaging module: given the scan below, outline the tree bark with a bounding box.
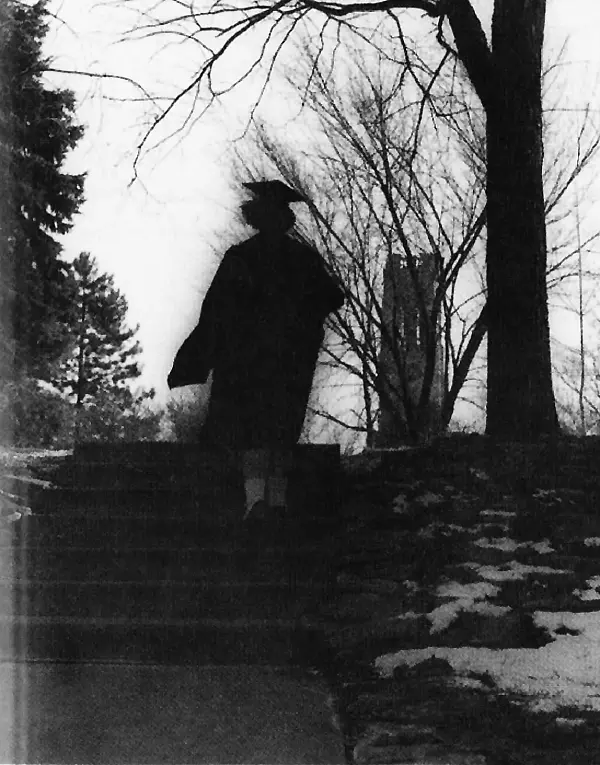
[445,0,558,439]
[484,0,558,439]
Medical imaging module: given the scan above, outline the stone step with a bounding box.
[3,579,328,621]
[42,443,342,497]
[49,462,239,490]
[24,484,339,522]
[2,615,309,664]
[51,468,341,505]
[2,545,334,583]
[3,514,238,548]
[22,484,240,511]
[4,514,341,551]
[73,440,340,467]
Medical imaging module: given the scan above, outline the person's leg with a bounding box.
[241,448,270,518]
[267,448,292,510]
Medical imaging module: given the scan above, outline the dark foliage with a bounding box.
[55,252,142,406]
[0,0,85,379]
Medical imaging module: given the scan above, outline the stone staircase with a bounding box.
[1,443,346,764]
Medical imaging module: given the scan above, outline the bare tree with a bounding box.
[106,0,543,440]
[232,46,486,444]
[555,338,600,436]
[228,35,600,445]
[104,0,600,441]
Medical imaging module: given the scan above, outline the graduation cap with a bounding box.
[243,180,306,204]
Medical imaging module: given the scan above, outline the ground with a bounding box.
[307,435,600,764]
[3,435,600,764]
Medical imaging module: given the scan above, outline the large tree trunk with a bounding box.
[446,0,558,440]
[484,0,558,439]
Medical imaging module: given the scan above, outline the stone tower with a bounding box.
[376,252,445,445]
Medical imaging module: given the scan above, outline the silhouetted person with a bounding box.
[168,180,344,519]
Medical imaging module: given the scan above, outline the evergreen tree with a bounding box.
[55,253,142,408]
[0,0,85,380]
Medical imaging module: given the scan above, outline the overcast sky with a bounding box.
[43,0,600,402]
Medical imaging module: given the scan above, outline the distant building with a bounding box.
[376,251,445,445]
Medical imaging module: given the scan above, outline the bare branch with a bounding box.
[302,0,442,16]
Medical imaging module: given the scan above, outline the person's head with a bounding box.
[241,198,295,234]
[240,180,305,235]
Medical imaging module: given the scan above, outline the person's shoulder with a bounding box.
[223,236,262,262]
[284,235,320,259]
[219,241,253,271]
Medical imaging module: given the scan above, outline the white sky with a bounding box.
[42,0,600,403]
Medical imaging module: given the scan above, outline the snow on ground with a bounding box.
[437,581,501,601]
[462,561,570,581]
[480,509,517,518]
[393,494,409,514]
[0,448,71,457]
[0,448,72,469]
[1,474,53,487]
[376,612,600,713]
[414,492,446,507]
[574,576,600,601]
[474,537,522,552]
[530,540,555,554]
[445,523,479,534]
[429,580,506,633]
[474,537,555,554]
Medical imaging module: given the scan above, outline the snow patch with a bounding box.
[394,610,422,620]
[393,494,409,514]
[469,468,491,482]
[474,537,521,552]
[533,489,563,503]
[574,576,600,601]
[446,524,479,535]
[428,581,503,633]
[533,611,600,638]
[584,538,600,547]
[480,509,517,518]
[375,640,600,712]
[0,448,71,463]
[415,492,446,507]
[436,581,501,601]
[378,613,600,714]
[530,540,555,554]
[473,537,554,554]
[463,561,570,582]
[555,718,586,728]
[3,512,21,523]
[453,676,487,690]
[429,601,510,634]
[0,473,53,488]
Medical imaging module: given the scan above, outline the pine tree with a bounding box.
[0,0,85,380]
[55,253,142,408]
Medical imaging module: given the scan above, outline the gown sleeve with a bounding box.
[167,250,250,389]
[302,244,345,319]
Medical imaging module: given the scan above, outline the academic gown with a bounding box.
[167,232,344,449]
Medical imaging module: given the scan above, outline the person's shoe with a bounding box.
[269,504,288,525]
[243,499,269,521]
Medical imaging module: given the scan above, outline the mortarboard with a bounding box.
[243,180,306,204]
